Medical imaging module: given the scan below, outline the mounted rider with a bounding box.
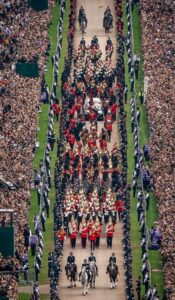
[91,35,99,47]
[79,5,84,17]
[109,253,116,264]
[65,252,77,281]
[78,6,87,27]
[88,251,99,275]
[106,258,119,276]
[103,7,113,29]
[88,251,96,263]
[79,259,91,282]
[65,252,76,278]
[67,251,75,264]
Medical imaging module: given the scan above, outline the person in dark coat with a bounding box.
[23,224,30,250]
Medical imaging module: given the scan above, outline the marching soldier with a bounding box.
[70,224,78,248]
[57,226,66,247]
[80,218,88,248]
[89,224,96,251]
[95,219,101,248]
[106,217,115,248]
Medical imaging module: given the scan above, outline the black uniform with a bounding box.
[88,255,96,263]
[67,255,75,264]
[109,256,116,264]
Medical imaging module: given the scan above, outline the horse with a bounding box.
[80,18,87,34]
[103,16,111,34]
[89,261,97,288]
[65,263,77,288]
[80,266,89,295]
[106,262,119,288]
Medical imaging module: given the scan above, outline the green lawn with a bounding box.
[122,1,164,297]
[26,0,70,291]
[19,293,49,300]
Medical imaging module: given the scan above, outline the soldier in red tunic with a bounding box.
[70,224,78,249]
[95,219,102,249]
[89,225,96,251]
[115,199,124,221]
[57,226,66,247]
[79,219,88,248]
[106,218,115,248]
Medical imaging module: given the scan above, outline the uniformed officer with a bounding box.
[88,251,96,263]
[79,259,90,281]
[67,251,75,264]
[109,252,116,264]
[88,252,98,275]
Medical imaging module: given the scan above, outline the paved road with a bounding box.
[59,1,126,300]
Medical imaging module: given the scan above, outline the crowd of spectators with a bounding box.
[0,275,18,299]
[140,0,175,298]
[0,0,56,298]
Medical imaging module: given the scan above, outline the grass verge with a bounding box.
[19,293,49,300]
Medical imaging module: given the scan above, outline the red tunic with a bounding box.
[89,228,96,241]
[70,227,78,239]
[106,224,115,237]
[87,220,94,232]
[57,229,65,241]
[81,226,88,238]
[116,200,124,213]
[105,122,112,131]
[95,225,101,238]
